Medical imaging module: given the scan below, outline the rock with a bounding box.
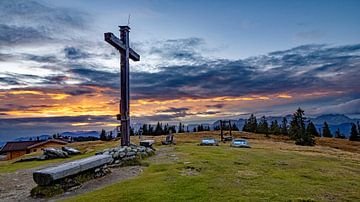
[62,146,81,155]
[113,151,120,159]
[122,156,136,161]
[126,151,136,157]
[119,152,126,158]
[43,148,69,159]
[114,160,120,164]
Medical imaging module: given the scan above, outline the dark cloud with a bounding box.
[64,47,89,60]
[129,44,360,101]
[0,0,89,46]
[133,37,205,62]
[0,24,51,46]
[159,107,190,113]
[206,104,225,109]
[25,54,58,63]
[69,67,119,89]
[0,77,23,85]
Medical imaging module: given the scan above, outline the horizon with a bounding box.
[0,0,360,141]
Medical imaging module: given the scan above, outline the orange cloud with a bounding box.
[277,94,292,99]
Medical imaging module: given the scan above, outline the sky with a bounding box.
[0,0,359,141]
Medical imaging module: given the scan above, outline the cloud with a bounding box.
[312,99,360,115]
[0,24,51,46]
[64,47,90,60]
[0,0,89,46]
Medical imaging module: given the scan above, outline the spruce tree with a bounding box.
[349,123,360,141]
[270,120,280,135]
[257,116,269,136]
[100,129,107,141]
[246,114,257,133]
[289,108,314,146]
[242,120,249,132]
[306,122,319,137]
[322,122,332,138]
[155,122,163,135]
[280,117,288,135]
[334,128,345,139]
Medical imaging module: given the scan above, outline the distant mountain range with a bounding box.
[2,131,100,144]
[1,114,358,144]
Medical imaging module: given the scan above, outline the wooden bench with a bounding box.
[33,154,113,186]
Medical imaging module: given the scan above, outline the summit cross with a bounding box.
[104,25,140,146]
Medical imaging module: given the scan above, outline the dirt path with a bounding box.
[0,147,175,202]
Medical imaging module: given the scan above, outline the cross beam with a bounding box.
[104,25,140,146]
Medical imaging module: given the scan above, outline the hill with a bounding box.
[0,131,359,201]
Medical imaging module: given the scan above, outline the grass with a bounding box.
[0,140,119,173]
[64,132,360,202]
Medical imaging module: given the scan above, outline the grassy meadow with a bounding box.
[61,132,360,201]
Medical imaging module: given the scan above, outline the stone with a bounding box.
[119,152,126,158]
[113,151,120,159]
[114,160,120,164]
[62,146,81,155]
[43,148,69,159]
[33,155,113,186]
[126,151,136,157]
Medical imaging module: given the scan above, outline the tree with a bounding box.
[178,122,185,133]
[257,116,269,136]
[141,124,148,136]
[169,126,176,134]
[289,108,315,146]
[334,128,345,139]
[306,122,319,137]
[280,117,288,135]
[155,122,164,135]
[231,123,239,131]
[322,122,332,138]
[349,123,360,141]
[243,114,257,133]
[100,129,107,141]
[270,120,280,135]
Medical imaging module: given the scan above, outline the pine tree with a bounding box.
[142,124,148,136]
[100,129,107,141]
[322,122,332,138]
[178,122,184,133]
[155,122,163,135]
[270,120,280,135]
[244,114,257,133]
[257,116,269,136]
[334,128,345,139]
[242,120,249,132]
[349,123,360,141]
[306,122,319,137]
[289,108,314,146]
[280,117,288,135]
[232,123,239,131]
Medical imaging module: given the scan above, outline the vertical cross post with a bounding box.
[104,25,140,147]
[120,26,130,146]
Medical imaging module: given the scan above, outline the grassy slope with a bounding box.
[65,132,360,202]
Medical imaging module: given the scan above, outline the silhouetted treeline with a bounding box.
[242,108,360,145]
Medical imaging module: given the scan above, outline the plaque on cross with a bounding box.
[104,26,140,146]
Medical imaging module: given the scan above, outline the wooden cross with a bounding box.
[104,26,140,146]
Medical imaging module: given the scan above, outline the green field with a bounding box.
[64,136,360,202]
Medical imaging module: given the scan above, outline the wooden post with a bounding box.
[104,26,140,146]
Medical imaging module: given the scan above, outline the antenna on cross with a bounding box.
[127,14,131,26]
